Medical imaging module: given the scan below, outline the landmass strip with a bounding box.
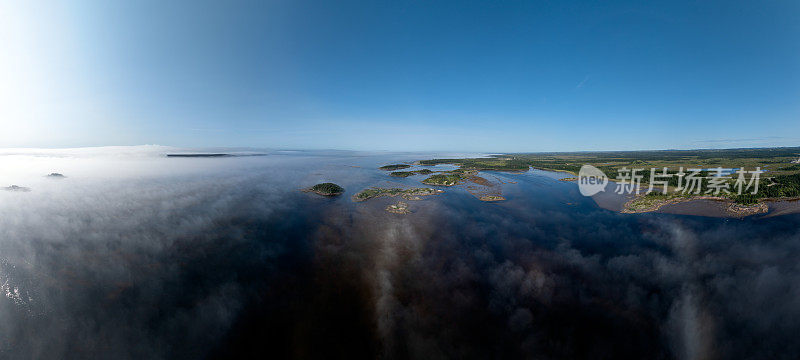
[418,147,800,217]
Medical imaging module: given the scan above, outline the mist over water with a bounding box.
[1,148,799,359]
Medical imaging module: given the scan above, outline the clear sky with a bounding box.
[1,0,798,152]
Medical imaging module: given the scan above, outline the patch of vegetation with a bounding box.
[479,195,506,202]
[778,164,800,171]
[309,183,344,196]
[422,173,463,186]
[385,201,410,214]
[390,171,415,177]
[354,187,441,201]
[729,194,759,205]
[379,164,411,171]
[624,192,686,212]
[389,169,435,177]
[758,173,800,198]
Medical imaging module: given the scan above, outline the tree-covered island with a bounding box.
[307,183,345,196]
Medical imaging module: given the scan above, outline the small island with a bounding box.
[3,185,31,192]
[389,169,434,177]
[479,195,506,202]
[47,173,66,178]
[306,183,344,196]
[379,164,411,171]
[390,171,415,177]
[421,173,464,186]
[385,201,411,214]
[353,187,442,201]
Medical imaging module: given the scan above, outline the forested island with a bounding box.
[306,183,344,196]
[379,164,411,171]
[389,169,434,177]
[421,173,464,186]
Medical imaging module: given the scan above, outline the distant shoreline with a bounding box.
[167,154,231,157]
[415,151,800,218]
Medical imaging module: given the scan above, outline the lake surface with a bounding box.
[1,148,799,359]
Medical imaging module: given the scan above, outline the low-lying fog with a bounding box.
[1,146,799,359]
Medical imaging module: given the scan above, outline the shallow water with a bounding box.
[658,199,731,217]
[1,148,800,359]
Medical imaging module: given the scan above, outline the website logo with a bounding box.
[578,165,608,196]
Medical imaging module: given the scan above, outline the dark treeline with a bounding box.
[527,147,800,161]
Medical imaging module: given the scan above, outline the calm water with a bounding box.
[1,149,799,359]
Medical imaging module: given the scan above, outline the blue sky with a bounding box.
[1,0,798,152]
